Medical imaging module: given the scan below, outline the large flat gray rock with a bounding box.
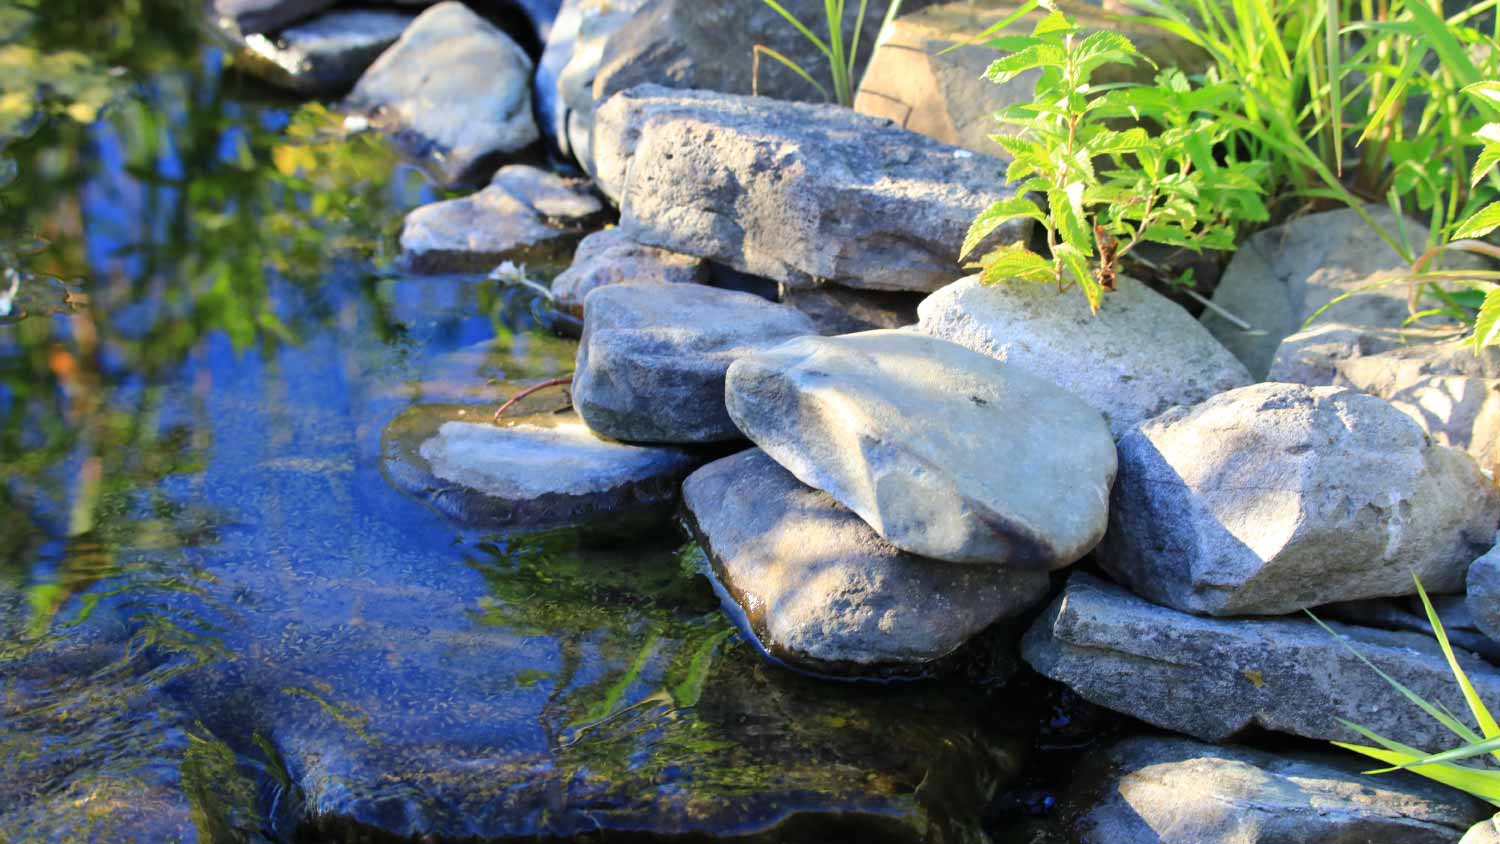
[381,404,702,532]
[683,449,1050,676]
[1104,382,1500,616]
[229,7,415,96]
[725,330,1117,567]
[1022,573,1500,748]
[1058,735,1488,844]
[550,227,707,311]
[594,85,1028,292]
[917,274,1252,439]
[572,282,815,443]
[348,2,538,188]
[398,165,602,274]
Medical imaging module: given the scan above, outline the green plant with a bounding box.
[1314,575,1500,839]
[753,0,902,106]
[958,2,1265,313]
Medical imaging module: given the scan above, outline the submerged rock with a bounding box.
[725,330,1117,567]
[1469,539,1500,644]
[549,227,707,311]
[572,282,816,443]
[1057,736,1488,844]
[1104,382,1500,616]
[682,449,1051,676]
[348,2,538,188]
[228,7,414,96]
[381,403,701,532]
[593,85,1028,292]
[917,274,1252,439]
[1023,573,1500,748]
[398,165,602,274]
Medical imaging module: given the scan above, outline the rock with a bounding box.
[228,8,415,96]
[1321,593,1500,664]
[549,227,707,311]
[213,0,335,34]
[1203,205,1485,379]
[1272,327,1500,475]
[593,85,1028,292]
[539,0,651,168]
[916,274,1252,438]
[781,284,923,335]
[381,403,702,532]
[1057,735,1488,844]
[1466,818,1500,844]
[725,330,1117,566]
[572,282,816,443]
[855,0,1201,156]
[1469,540,1500,643]
[347,2,538,188]
[1022,573,1500,748]
[682,449,1051,676]
[398,165,602,275]
[1104,382,1500,616]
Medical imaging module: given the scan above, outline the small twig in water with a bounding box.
[493,376,574,424]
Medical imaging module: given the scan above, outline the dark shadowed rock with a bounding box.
[228,8,414,96]
[682,449,1051,676]
[1022,573,1500,747]
[1104,383,1500,616]
[917,274,1252,439]
[1469,539,1500,644]
[1056,735,1488,844]
[725,330,1117,566]
[213,0,336,34]
[539,0,651,168]
[550,227,707,310]
[594,85,1028,292]
[398,165,602,274]
[572,282,816,443]
[347,2,538,188]
[782,284,923,335]
[381,403,701,532]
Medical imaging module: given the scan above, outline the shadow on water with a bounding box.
[0,1,1086,842]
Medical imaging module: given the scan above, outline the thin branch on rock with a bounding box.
[493,376,574,424]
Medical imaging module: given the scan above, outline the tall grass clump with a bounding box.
[754,0,903,106]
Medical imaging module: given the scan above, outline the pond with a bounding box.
[0,2,1112,841]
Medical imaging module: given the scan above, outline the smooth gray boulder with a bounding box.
[398,165,602,274]
[683,450,1051,676]
[725,330,1117,567]
[213,0,335,34]
[541,0,651,169]
[1469,540,1500,644]
[593,85,1028,292]
[1104,382,1500,616]
[917,274,1252,439]
[1023,573,1500,748]
[572,282,816,443]
[1058,735,1488,844]
[382,404,701,532]
[1203,205,1485,378]
[229,8,414,95]
[550,227,707,311]
[347,2,539,188]
[781,284,923,335]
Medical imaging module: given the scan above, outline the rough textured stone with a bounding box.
[855,0,1201,156]
[594,85,1027,292]
[1058,736,1488,844]
[725,330,1117,567]
[213,0,336,34]
[398,165,602,274]
[781,284,923,335]
[1321,592,1500,664]
[1272,327,1500,475]
[1022,573,1500,748]
[381,404,701,532]
[1469,540,1500,644]
[229,8,414,96]
[1203,205,1485,379]
[917,274,1252,438]
[572,282,816,443]
[683,450,1050,676]
[347,2,538,188]
[1104,382,1500,616]
[550,227,707,311]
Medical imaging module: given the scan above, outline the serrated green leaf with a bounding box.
[1464,81,1500,109]
[977,242,1054,285]
[961,197,1045,259]
[1030,9,1073,37]
[1475,287,1500,351]
[1456,203,1500,239]
[1054,242,1101,313]
[984,43,1067,83]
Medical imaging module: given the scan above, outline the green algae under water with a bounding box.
[0,2,1108,842]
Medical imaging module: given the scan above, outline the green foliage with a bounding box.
[754,0,901,106]
[1316,576,1500,841]
[961,3,1264,313]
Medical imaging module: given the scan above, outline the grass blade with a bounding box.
[1415,574,1500,745]
[751,45,831,101]
[759,0,833,58]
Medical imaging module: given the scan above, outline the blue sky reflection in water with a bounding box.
[0,2,1030,841]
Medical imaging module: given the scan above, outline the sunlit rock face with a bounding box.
[549,227,707,311]
[223,8,415,96]
[1103,382,1500,616]
[214,0,338,34]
